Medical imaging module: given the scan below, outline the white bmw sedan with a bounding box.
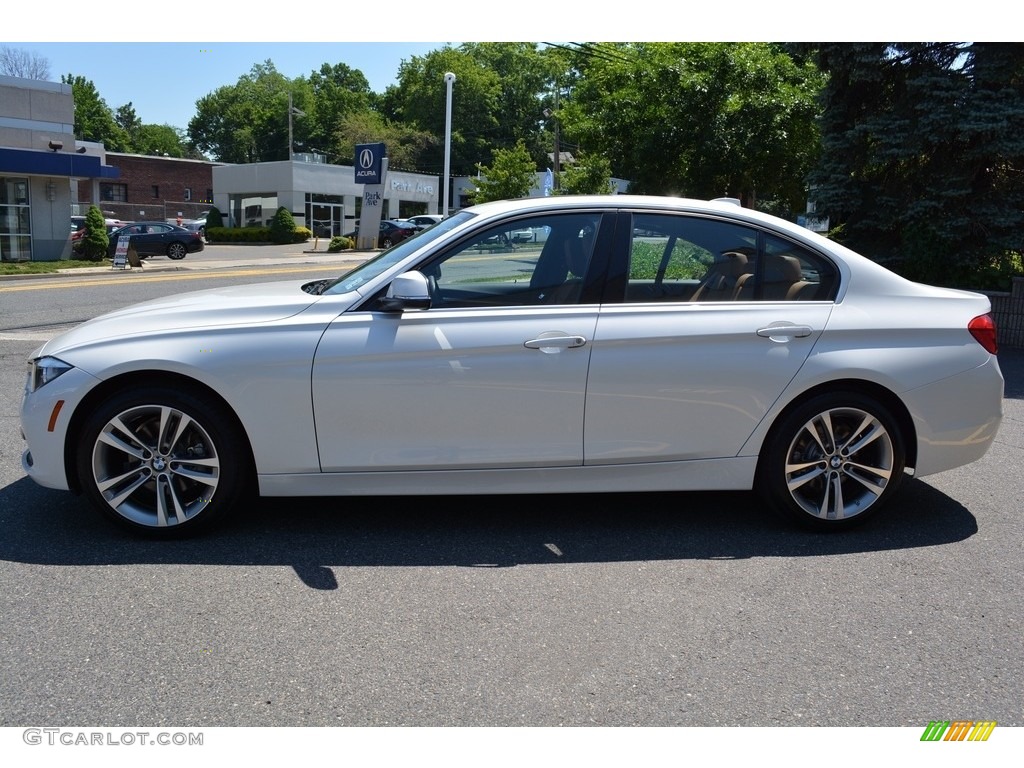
[21,196,1004,536]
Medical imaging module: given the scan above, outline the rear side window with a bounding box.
[623,213,838,303]
[624,213,758,302]
[760,233,839,301]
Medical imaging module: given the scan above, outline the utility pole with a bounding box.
[552,85,560,191]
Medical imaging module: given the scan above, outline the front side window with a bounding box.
[420,212,601,308]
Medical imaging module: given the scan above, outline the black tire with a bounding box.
[757,391,905,531]
[167,242,187,260]
[76,386,250,537]
[381,237,393,249]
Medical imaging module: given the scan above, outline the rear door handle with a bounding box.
[524,334,588,351]
[756,324,813,340]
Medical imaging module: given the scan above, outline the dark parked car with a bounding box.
[344,219,418,249]
[70,216,124,252]
[107,222,205,260]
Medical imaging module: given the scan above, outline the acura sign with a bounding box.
[355,142,386,185]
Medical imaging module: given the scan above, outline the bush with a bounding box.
[206,206,224,230]
[269,206,297,244]
[205,227,271,243]
[328,236,354,252]
[79,205,109,261]
[291,226,311,243]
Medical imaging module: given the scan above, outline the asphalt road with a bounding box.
[0,256,1022,735]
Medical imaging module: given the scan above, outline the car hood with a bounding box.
[37,280,329,356]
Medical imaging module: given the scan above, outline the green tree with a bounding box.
[559,43,823,211]
[114,102,141,137]
[135,124,190,157]
[557,151,614,195]
[381,46,501,177]
[80,205,109,261]
[62,74,129,150]
[331,109,436,172]
[304,63,374,154]
[187,61,297,162]
[469,140,537,203]
[459,43,561,169]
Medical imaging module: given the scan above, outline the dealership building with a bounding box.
[212,155,440,238]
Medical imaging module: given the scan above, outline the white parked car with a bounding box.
[21,195,1004,536]
[404,214,444,231]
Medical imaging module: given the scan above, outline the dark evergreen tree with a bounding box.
[803,42,1024,288]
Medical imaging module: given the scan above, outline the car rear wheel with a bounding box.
[167,242,187,260]
[757,392,905,530]
[76,387,249,537]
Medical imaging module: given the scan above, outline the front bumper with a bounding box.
[20,366,102,491]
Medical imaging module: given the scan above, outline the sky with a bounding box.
[4,41,452,129]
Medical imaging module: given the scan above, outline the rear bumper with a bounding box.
[904,355,1004,477]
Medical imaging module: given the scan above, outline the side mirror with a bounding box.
[378,270,431,312]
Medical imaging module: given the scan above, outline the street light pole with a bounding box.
[288,93,305,161]
[442,72,456,217]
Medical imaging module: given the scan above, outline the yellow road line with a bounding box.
[0,265,350,292]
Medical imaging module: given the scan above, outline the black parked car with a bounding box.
[344,219,418,249]
[107,222,205,260]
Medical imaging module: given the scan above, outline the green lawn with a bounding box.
[0,259,108,275]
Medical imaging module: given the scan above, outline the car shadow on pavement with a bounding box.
[0,475,978,589]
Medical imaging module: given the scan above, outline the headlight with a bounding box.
[26,356,74,393]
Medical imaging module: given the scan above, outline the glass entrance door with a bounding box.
[308,201,345,238]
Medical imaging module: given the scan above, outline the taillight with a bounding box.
[968,313,998,354]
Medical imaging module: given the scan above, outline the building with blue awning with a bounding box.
[0,75,119,261]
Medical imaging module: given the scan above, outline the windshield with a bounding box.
[320,211,475,295]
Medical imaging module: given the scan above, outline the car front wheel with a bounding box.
[76,387,249,536]
[167,242,187,260]
[381,237,393,249]
[757,392,905,530]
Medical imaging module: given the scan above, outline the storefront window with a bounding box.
[0,177,31,262]
[229,193,278,228]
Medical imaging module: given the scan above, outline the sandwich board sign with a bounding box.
[112,235,131,269]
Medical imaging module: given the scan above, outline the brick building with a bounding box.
[76,152,222,224]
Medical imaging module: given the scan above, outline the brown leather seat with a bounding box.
[690,251,752,301]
